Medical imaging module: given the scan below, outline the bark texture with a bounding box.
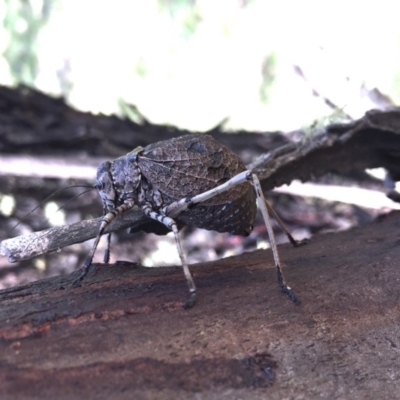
[1,85,400,399]
[1,212,400,399]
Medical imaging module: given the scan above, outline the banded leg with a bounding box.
[142,203,197,308]
[164,170,300,304]
[73,199,135,285]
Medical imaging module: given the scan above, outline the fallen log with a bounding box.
[0,212,399,398]
[2,108,400,262]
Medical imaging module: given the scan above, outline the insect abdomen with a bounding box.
[138,134,257,235]
[160,181,256,236]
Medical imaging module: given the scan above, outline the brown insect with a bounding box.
[75,133,300,307]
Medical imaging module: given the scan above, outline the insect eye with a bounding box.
[95,180,104,190]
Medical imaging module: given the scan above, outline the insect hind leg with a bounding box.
[164,170,300,304]
[141,204,197,308]
[264,200,309,248]
[251,173,300,304]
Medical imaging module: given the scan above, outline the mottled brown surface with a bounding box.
[138,133,249,203]
[1,211,400,399]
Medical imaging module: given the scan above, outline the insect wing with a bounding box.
[138,134,249,204]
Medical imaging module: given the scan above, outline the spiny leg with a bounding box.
[264,200,305,247]
[164,170,299,304]
[142,204,196,308]
[73,200,135,286]
[164,170,300,248]
[164,171,250,217]
[252,174,300,304]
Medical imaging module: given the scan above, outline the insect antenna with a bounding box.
[52,187,95,215]
[12,185,97,267]
[7,184,95,238]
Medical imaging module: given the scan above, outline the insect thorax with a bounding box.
[96,149,166,213]
[96,152,143,211]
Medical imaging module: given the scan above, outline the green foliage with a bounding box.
[3,0,52,85]
[158,0,201,39]
[259,52,277,105]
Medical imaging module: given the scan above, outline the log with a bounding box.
[3,107,400,262]
[0,211,399,399]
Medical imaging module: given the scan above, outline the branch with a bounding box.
[2,108,400,262]
[251,108,400,189]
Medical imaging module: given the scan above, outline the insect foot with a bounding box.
[79,134,300,307]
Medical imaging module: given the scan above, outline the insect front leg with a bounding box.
[164,170,300,304]
[103,233,112,263]
[73,199,135,286]
[141,204,197,308]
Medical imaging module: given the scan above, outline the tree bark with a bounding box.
[1,211,400,399]
[2,85,400,399]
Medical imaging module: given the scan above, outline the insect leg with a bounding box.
[164,171,250,217]
[73,199,135,286]
[164,170,300,304]
[103,233,112,263]
[102,203,112,263]
[251,174,300,303]
[165,172,302,248]
[141,204,197,308]
[264,201,304,247]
